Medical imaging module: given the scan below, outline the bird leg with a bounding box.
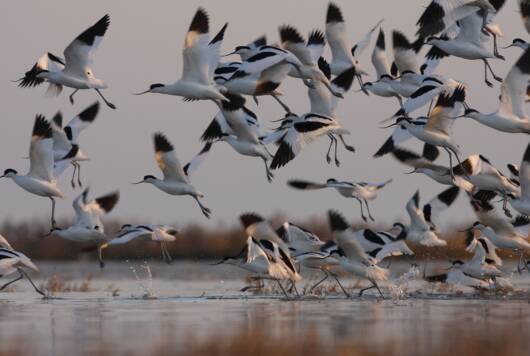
[76,162,83,188]
[161,242,173,264]
[482,59,493,88]
[326,134,335,164]
[261,157,274,183]
[364,200,376,221]
[275,279,290,298]
[443,147,456,182]
[95,89,116,110]
[357,75,369,95]
[449,147,470,180]
[394,95,404,109]
[358,284,375,296]
[270,93,292,114]
[289,62,315,89]
[98,244,106,269]
[330,271,351,297]
[308,268,330,294]
[0,272,24,291]
[491,33,505,60]
[69,162,77,189]
[193,196,211,218]
[502,193,512,218]
[427,99,434,117]
[333,134,340,166]
[19,269,47,297]
[338,134,355,153]
[484,59,502,83]
[69,89,79,105]
[355,197,367,221]
[49,197,57,229]
[240,277,264,292]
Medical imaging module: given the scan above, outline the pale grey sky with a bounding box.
[0,0,527,229]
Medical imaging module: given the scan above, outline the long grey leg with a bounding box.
[262,156,274,183]
[49,197,56,229]
[271,94,292,113]
[355,197,367,221]
[76,162,82,187]
[330,272,351,297]
[309,269,330,294]
[0,272,23,291]
[483,59,493,88]
[95,89,116,109]
[338,134,355,152]
[19,269,47,297]
[69,89,79,105]
[326,135,335,164]
[70,162,77,188]
[193,196,211,218]
[364,200,375,221]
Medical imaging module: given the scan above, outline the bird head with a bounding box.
[0,169,18,178]
[134,83,165,95]
[503,38,528,49]
[132,175,157,184]
[223,45,251,58]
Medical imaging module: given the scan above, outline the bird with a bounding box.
[51,102,100,188]
[425,260,492,290]
[1,115,64,229]
[266,64,357,169]
[327,210,390,297]
[17,15,115,109]
[464,229,503,278]
[50,188,119,268]
[468,193,530,271]
[278,25,343,97]
[135,8,228,103]
[133,133,211,218]
[362,29,403,106]
[109,224,179,264]
[388,31,424,97]
[460,47,530,133]
[223,35,267,61]
[507,142,530,216]
[377,85,467,181]
[214,236,294,297]
[424,7,505,87]
[288,178,392,221]
[353,224,415,264]
[239,213,302,286]
[221,45,314,113]
[403,186,460,247]
[325,2,373,85]
[198,93,274,182]
[0,234,46,296]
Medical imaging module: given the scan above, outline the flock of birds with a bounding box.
[2,1,530,298]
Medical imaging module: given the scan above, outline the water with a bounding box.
[1,261,530,356]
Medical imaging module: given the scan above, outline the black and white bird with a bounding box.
[51,102,100,188]
[109,224,179,264]
[199,94,274,182]
[239,213,302,284]
[1,116,64,229]
[325,2,374,84]
[424,5,505,87]
[362,29,403,106]
[469,193,530,271]
[288,178,392,221]
[50,188,119,268]
[377,86,467,181]
[388,31,424,97]
[353,224,414,263]
[133,133,211,218]
[461,47,530,133]
[328,210,390,297]
[0,234,45,296]
[464,229,503,278]
[17,15,115,108]
[403,187,460,246]
[136,8,228,103]
[278,25,342,97]
[223,35,267,61]
[425,260,492,290]
[508,142,530,216]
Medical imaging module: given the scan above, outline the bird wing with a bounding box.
[329,67,356,114]
[454,11,483,45]
[83,191,119,230]
[351,19,384,57]
[392,31,420,74]
[236,47,289,76]
[423,186,460,227]
[325,3,353,69]
[246,237,270,264]
[371,29,391,79]
[183,142,212,178]
[426,85,466,134]
[223,107,261,144]
[279,25,313,65]
[51,112,71,157]
[181,8,211,84]
[200,111,234,142]
[64,102,99,144]
[63,15,110,77]
[28,116,55,182]
[307,30,326,64]
[519,142,530,201]
[498,48,530,118]
[373,124,414,157]
[153,133,189,183]
[18,52,65,89]
[287,179,328,190]
[207,23,228,80]
[406,190,429,228]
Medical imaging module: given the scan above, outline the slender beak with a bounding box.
[404,169,417,175]
[502,44,514,49]
[133,89,151,95]
[131,180,145,185]
[380,122,398,129]
[0,175,6,179]
[222,51,237,57]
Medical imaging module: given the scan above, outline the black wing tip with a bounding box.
[516,46,530,75]
[279,25,304,44]
[376,29,385,50]
[240,213,264,228]
[422,143,440,161]
[438,186,460,207]
[209,22,228,45]
[271,140,295,169]
[189,7,209,34]
[392,30,412,49]
[307,29,325,46]
[33,115,52,138]
[412,190,420,208]
[253,35,267,47]
[201,118,224,142]
[513,215,530,227]
[153,132,174,153]
[318,57,331,80]
[77,14,110,45]
[96,190,120,213]
[392,147,420,162]
[328,210,349,232]
[78,102,100,122]
[374,136,395,157]
[425,45,449,60]
[332,67,356,91]
[326,2,343,24]
[52,112,63,127]
[287,180,311,189]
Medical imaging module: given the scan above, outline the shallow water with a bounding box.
[1,261,530,356]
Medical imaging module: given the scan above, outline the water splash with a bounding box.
[388,264,421,300]
[128,260,157,299]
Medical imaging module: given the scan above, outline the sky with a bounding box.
[0,0,528,229]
